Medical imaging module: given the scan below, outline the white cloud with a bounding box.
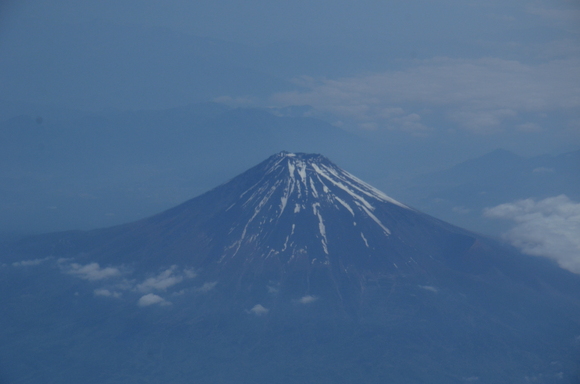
[136,266,183,292]
[267,283,280,294]
[184,268,197,279]
[533,167,554,173]
[297,295,318,304]
[452,206,471,215]
[12,257,50,267]
[196,281,217,292]
[271,58,580,134]
[138,293,170,307]
[113,279,136,291]
[419,285,439,293]
[484,195,580,274]
[518,122,542,132]
[248,304,269,315]
[66,262,122,281]
[527,5,580,26]
[94,289,121,298]
[62,262,199,302]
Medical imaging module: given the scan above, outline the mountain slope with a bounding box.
[1,152,580,384]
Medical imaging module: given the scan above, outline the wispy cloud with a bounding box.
[248,304,269,315]
[65,262,122,281]
[12,257,51,267]
[271,58,580,134]
[138,293,170,307]
[94,289,122,298]
[527,4,580,26]
[267,282,280,295]
[60,261,199,306]
[484,195,580,274]
[136,266,183,292]
[297,295,318,304]
[196,281,217,292]
[184,268,197,279]
[419,285,439,293]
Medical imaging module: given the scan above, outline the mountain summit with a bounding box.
[2,152,580,383]
[217,151,409,263]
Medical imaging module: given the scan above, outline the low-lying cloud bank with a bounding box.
[58,262,201,306]
[271,58,580,134]
[484,195,580,274]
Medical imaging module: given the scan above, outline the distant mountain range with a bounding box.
[396,148,580,235]
[1,152,579,383]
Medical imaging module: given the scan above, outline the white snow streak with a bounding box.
[314,162,408,209]
[360,232,369,248]
[279,178,294,218]
[312,203,329,254]
[288,160,295,180]
[224,184,279,261]
[358,203,391,235]
[311,163,374,210]
[296,162,307,185]
[334,196,355,216]
[309,178,319,198]
[227,153,404,261]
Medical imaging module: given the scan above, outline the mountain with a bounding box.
[396,148,580,235]
[1,152,580,384]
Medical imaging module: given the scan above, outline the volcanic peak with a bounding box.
[258,151,409,210]
[214,152,412,263]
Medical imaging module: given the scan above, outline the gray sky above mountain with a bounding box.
[2,0,578,156]
[7,0,579,48]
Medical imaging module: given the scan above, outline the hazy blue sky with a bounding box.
[2,0,579,157]
[0,0,579,261]
[6,0,579,47]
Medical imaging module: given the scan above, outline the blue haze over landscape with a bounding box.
[0,1,580,383]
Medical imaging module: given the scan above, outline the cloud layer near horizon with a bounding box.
[484,195,580,274]
[58,261,202,306]
[272,58,580,135]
